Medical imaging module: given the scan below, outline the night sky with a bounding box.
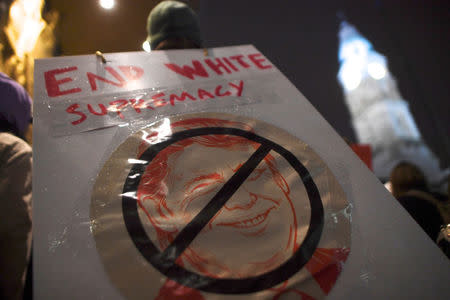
[48,0,450,167]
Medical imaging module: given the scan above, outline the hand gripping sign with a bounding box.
[91,113,351,300]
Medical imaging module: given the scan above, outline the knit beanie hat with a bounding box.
[0,72,32,137]
[146,0,202,50]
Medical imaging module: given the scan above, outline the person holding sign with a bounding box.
[146,0,202,51]
[0,72,32,300]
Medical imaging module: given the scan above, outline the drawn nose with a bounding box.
[224,188,257,210]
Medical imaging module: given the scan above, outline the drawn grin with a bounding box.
[216,207,275,229]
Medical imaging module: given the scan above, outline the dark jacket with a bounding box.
[397,189,445,241]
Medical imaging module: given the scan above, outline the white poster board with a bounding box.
[33,45,449,299]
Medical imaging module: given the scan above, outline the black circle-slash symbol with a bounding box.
[122,127,324,294]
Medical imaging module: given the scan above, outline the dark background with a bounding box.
[199,0,450,168]
[35,0,450,167]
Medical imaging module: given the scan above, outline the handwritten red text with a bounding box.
[66,80,244,126]
[44,65,144,97]
[165,53,272,80]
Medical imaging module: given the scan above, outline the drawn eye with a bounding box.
[183,177,223,209]
[248,167,266,181]
[189,181,217,194]
[185,173,224,195]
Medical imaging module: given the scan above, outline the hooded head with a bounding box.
[0,72,32,138]
[390,162,428,198]
[146,0,202,50]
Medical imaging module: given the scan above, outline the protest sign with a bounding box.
[34,45,449,299]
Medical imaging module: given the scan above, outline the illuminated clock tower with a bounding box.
[337,21,442,184]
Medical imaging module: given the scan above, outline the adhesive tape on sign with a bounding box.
[91,113,351,299]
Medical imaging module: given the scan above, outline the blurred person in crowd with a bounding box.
[146,0,202,51]
[390,162,448,241]
[436,176,450,258]
[437,224,450,259]
[0,72,32,300]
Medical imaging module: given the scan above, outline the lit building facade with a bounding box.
[337,21,442,185]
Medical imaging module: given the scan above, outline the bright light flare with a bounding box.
[142,40,151,52]
[9,3,20,19]
[99,0,115,10]
[339,63,362,91]
[368,62,386,80]
[342,71,361,91]
[7,0,45,58]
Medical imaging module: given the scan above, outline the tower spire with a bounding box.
[337,21,443,186]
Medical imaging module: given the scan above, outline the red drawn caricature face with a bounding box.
[137,118,299,279]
